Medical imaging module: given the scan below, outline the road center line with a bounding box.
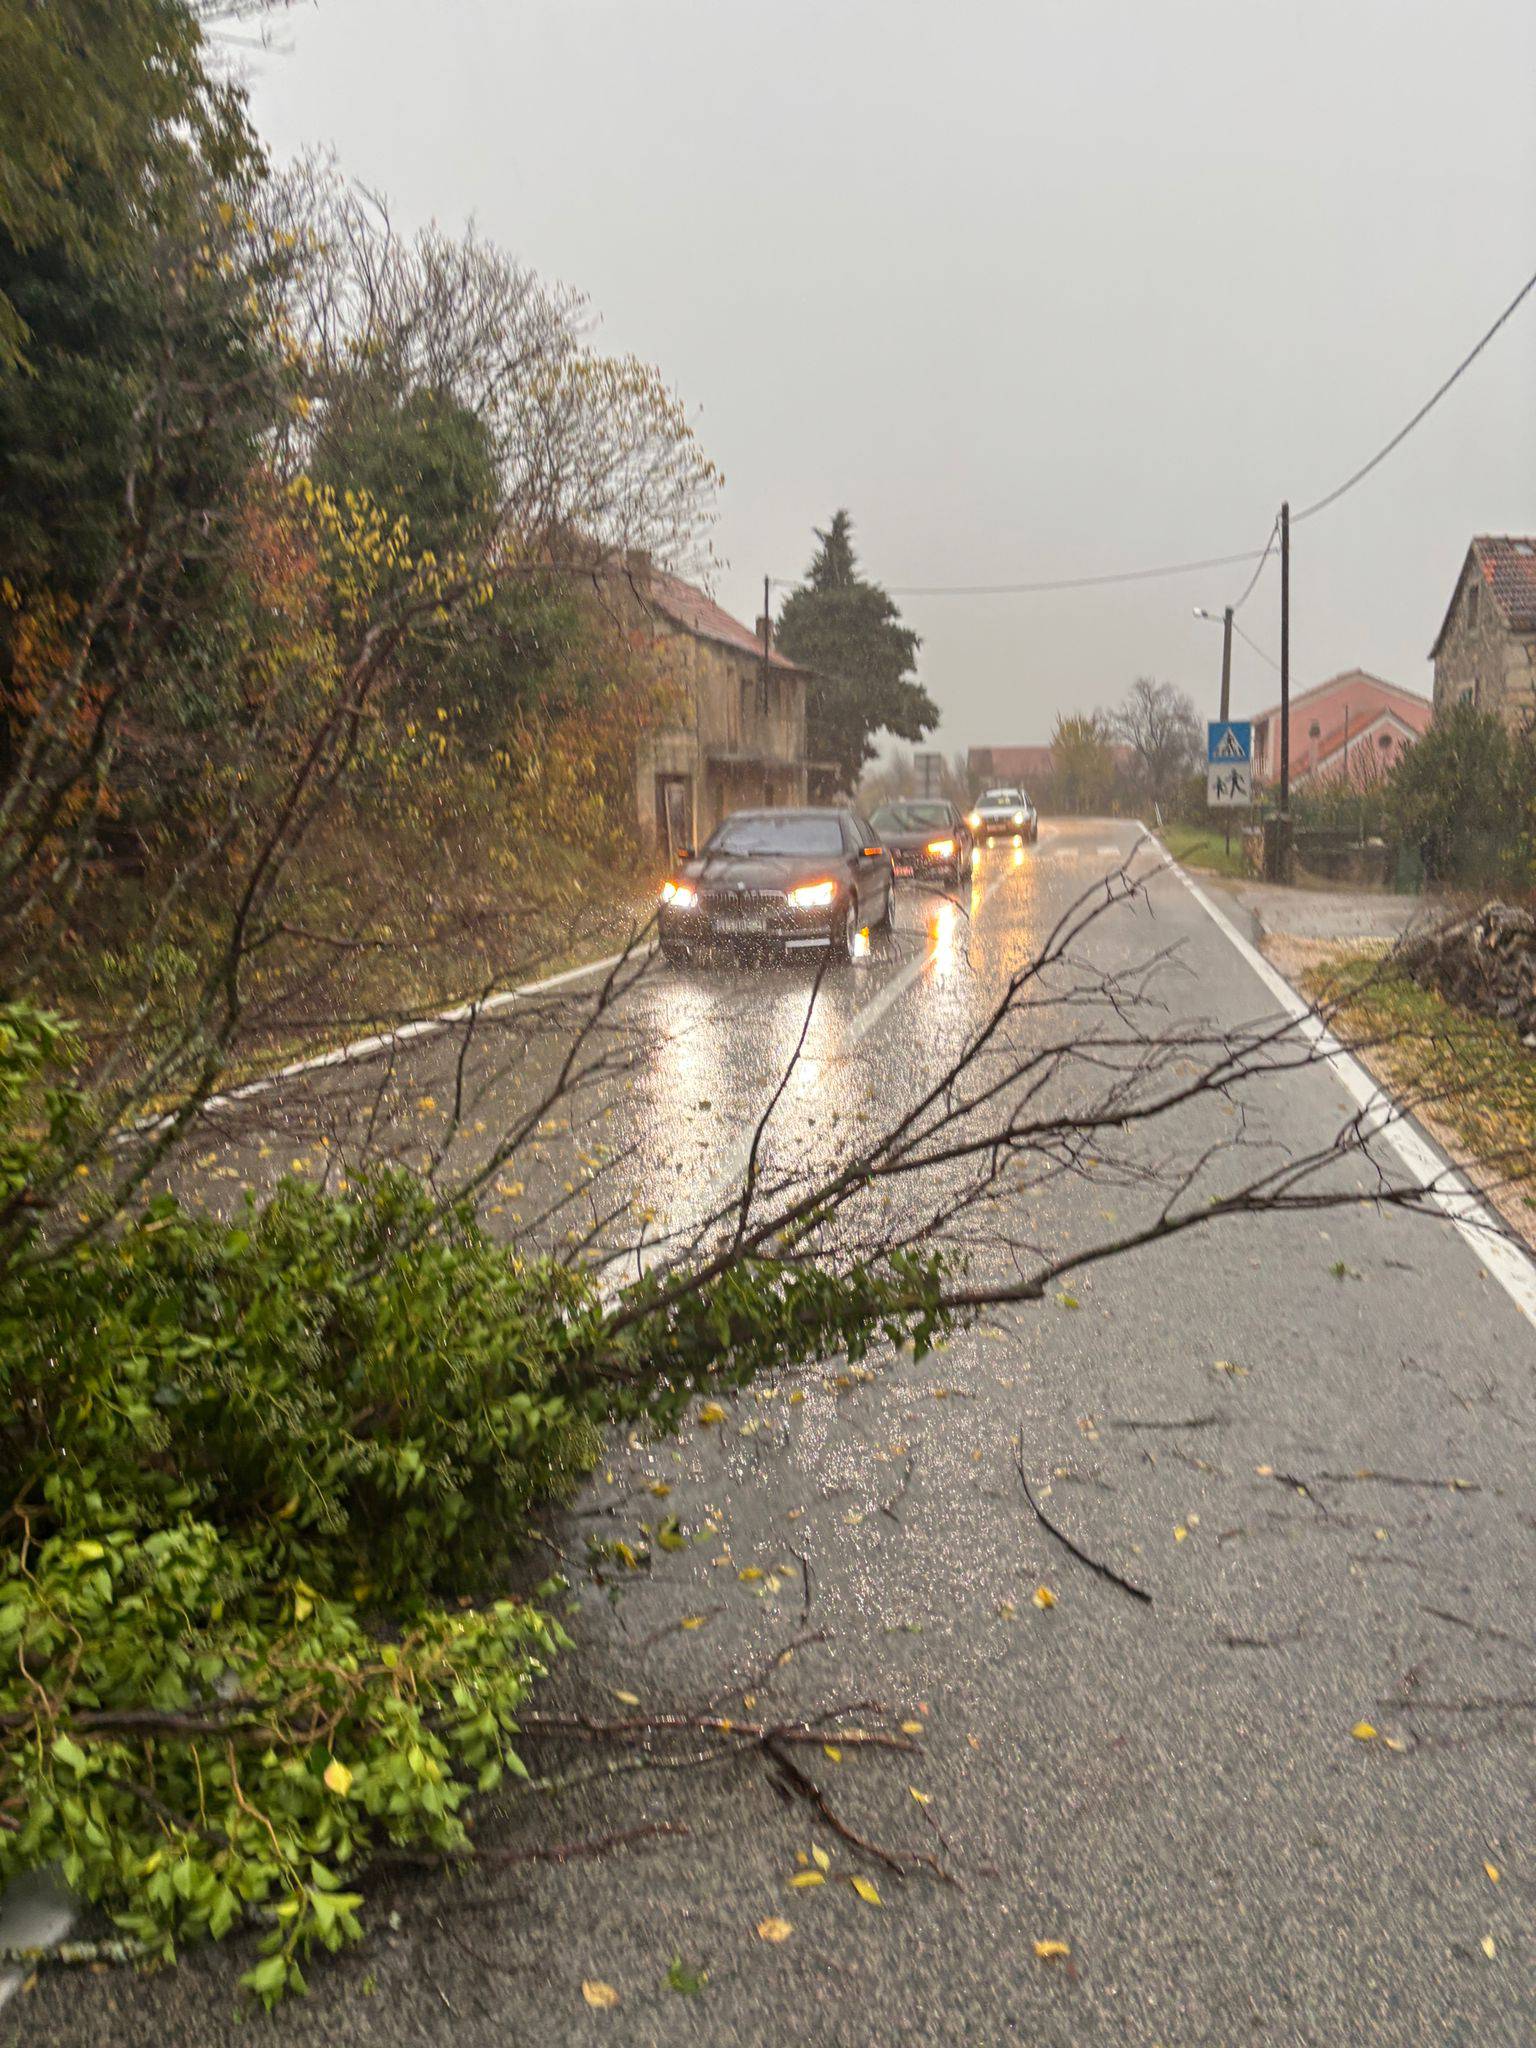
[1149,831,1536,1332]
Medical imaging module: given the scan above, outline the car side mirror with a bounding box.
[861,845,883,859]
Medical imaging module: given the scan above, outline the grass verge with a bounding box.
[1161,822,1251,879]
[1301,945,1536,1238]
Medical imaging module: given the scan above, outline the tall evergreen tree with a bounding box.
[774,510,937,791]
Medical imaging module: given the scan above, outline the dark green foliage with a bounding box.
[775,510,937,791]
[0,0,252,370]
[313,384,500,570]
[0,1005,962,1997]
[1386,700,1532,889]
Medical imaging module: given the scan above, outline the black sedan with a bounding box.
[868,799,974,889]
[658,808,894,964]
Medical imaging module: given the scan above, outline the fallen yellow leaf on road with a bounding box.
[738,1566,762,1581]
[789,1871,824,1888]
[850,1876,882,1906]
[1034,1940,1071,1960]
[1484,1862,1500,1884]
[1173,1526,1188,1543]
[822,1744,842,1763]
[901,1720,924,1735]
[910,1787,931,1805]
[811,1845,830,1871]
[648,1481,671,1497]
[698,1402,727,1425]
[680,1615,707,1630]
[581,1980,620,2009]
[757,1917,793,1942]
[612,1690,640,1707]
[1481,1935,1496,1959]
[789,1389,806,1405]
[1383,1735,1405,1752]
[1033,1585,1056,1609]
[1351,1721,1378,1741]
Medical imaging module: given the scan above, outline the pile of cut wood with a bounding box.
[1397,902,1536,1043]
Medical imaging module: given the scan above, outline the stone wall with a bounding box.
[1433,557,1536,728]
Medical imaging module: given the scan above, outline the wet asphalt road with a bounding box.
[16,818,1536,2048]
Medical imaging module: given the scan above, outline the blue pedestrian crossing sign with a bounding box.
[1207,721,1252,763]
[1206,721,1253,808]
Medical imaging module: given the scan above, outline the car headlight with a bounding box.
[661,880,698,910]
[926,838,955,858]
[786,879,836,909]
[1012,810,1024,825]
[966,812,981,828]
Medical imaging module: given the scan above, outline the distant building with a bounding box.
[613,557,811,858]
[1248,671,1431,790]
[965,745,1058,792]
[1430,536,1536,729]
[966,742,1133,800]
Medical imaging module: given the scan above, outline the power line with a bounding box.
[1293,260,1536,524]
[1229,514,1280,613]
[1232,618,1280,672]
[768,258,1536,603]
[850,543,1273,600]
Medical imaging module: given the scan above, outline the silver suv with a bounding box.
[967,787,1038,845]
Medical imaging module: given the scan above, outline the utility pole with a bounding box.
[760,574,772,801]
[1277,500,1291,882]
[1219,604,1234,858]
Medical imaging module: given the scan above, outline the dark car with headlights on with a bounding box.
[658,808,894,965]
[868,798,973,889]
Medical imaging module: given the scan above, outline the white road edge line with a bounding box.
[127,943,650,1135]
[1146,829,1536,1332]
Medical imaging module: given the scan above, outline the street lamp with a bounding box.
[1192,605,1234,721]
[1195,604,1239,858]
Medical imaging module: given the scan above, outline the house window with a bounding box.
[1467,582,1480,629]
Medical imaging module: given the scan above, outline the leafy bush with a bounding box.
[0,1004,958,1999]
[1385,700,1533,891]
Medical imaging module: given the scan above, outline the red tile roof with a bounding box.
[641,567,803,671]
[1430,537,1536,656]
[1247,670,1430,780]
[1473,536,1536,632]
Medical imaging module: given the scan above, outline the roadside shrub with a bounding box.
[1385,701,1531,891]
[0,1004,960,1999]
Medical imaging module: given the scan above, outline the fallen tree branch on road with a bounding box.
[1014,1435,1153,1606]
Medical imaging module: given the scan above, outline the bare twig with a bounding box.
[1013,1432,1152,1605]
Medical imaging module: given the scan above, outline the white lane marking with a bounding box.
[127,944,651,1135]
[1149,833,1536,1332]
[0,1870,75,2014]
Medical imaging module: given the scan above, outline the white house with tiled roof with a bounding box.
[1430,536,1536,729]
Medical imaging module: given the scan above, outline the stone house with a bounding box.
[616,558,810,859]
[1430,536,1536,729]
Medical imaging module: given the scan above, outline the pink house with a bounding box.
[1248,670,1432,791]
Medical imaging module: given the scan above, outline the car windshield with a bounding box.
[706,814,844,856]
[870,802,950,832]
[980,789,1022,806]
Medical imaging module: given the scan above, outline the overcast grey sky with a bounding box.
[248,0,1536,753]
